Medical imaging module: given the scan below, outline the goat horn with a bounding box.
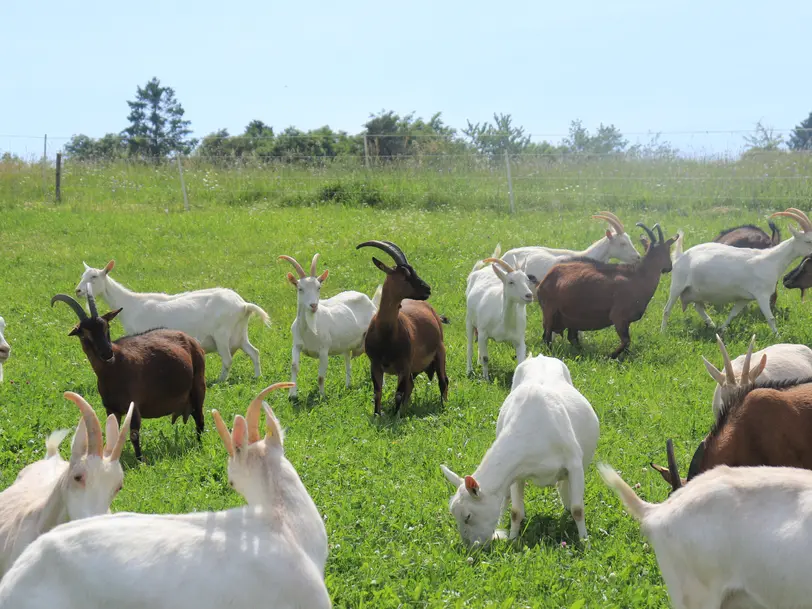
[787,208,811,227]
[636,222,657,244]
[246,382,295,444]
[86,283,99,318]
[593,212,625,235]
[654,223,665,244]
[278,255,306,279]
[666,438,682,492]
[211,410,234,457]
[771,210,812,232]
[740,334,757,381]
[482,257,515,274]
[356,241,406,267]
[109,402,134,461]
[381,241,409,265]
[63,392,103,457]
[309,253,320,277]
[51,294,88,321]
[715,334,736,384]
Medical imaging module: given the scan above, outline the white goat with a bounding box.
[0,392,132,579]
[441,353,599,545]
[702,334,812,420]
[600,463,812,609]
[662,208,812,334]
[0,383,331,609]
[76,260,270,382]
[279,253,381,398]
[0,317,8,383]
[465,255,534,380]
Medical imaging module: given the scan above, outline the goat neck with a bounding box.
[580,235,612,259]
[753,232,811,279]
[94,275,137,328]
[374,276,408,334]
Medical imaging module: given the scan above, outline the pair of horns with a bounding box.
[63,392,131,460]
[279,254,321,278]
[51,283,99,321]
[637,222,664,244]
[482,257,515,274]
[592,211,625,235]
[211,382,294,457]
[771,208,812,232]
[356,240,408,267]
[702,334,764,387]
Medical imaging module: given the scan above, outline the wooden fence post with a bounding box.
[55,153,62,203]
[176,154,190,211]
[504,149,515,214]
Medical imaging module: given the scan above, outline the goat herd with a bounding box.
[2,208,812,607]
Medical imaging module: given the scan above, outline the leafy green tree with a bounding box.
[742,121,784,155]
[563,120,627,155]
[462,113,532,158]
[789,112,812,150]
[64,133,126,161]
[362,110,458,160]
[122,77,196,160]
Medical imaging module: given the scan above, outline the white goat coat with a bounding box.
[465,270,528,346]
[0,316,8,382]
[293,291,376,357]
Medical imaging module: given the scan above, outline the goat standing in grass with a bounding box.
[76,260,269,382]
[0,317,8,382]
[280,253,381,398]
[465,256,534,380]
[783,254,812,301]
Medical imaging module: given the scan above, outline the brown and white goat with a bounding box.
[537,223,677,358]
[356,240,449,415]
[51,286,206,461]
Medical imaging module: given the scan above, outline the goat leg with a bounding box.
[371,363,384,416]
[394,374,413,415]
[130,407,143,461]
[609,322,631,359]
[567,328,581,348]
[435,345,449,403]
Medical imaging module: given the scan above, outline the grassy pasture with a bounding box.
[1,160,812,607]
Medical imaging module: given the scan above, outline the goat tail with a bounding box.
[671,230,685,263]
[471,243,503,276]
[45,429,71,458]
[492,243,502,259]
[439,314,450,325]
[245,303,271,327]
[768,220,781,245]
[597,463,653,522]
[371,285,383,309]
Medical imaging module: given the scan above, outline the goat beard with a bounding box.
[303,309,319,336]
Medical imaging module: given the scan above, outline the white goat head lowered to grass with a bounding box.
[280,253,381,398]
[0,316,9,382]
[75,260,270,383]
[0,392,133,578]
[0,383,331,609]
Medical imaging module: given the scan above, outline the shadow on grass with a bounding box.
[119,423,202,469]
[288,390,326,412]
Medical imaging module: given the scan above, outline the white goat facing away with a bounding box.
[662,208,812,334]
[0,392,132,579]
[0,383,331,609]
[0,317,8,382]
[440,353,599,545]
[280,253,381,398]
[600,464,812,609]
[465,255,534,380]
[76,260,270,383]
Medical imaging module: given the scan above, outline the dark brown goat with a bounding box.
[713,221,781,249]
[356,240,448,416]
[537,223,676,358]
[51,287,206,461]
[783,255,812,301]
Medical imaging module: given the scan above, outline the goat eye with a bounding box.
[73,474,84,483]
[508,281,514,285]
[116,484,123,493]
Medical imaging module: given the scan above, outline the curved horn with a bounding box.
[246,382,296,443]
[482,257,515,274]
[654,223,664,244]
[593,212,625,235]
[381,241,408,265]
[309,253,320,277]
[636,222,657,244]
[278,255,306,279]
[86,283,99,318]
[51,294,88,322]
[666,438,682,492]
[771,210,812,232]
[63,392,103,457]
[715,334,736,384]
[356,241,406,266]
[787,208,812,230]
[108,402,134,461]
[740,334,756,381]
[211,410,234,457]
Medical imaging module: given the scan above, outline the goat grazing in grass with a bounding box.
[538,223,676,358]
[356,240,449,416]
[0,383,331,609]
[662,208,812,334]
[783,255,812,301]
[441,353,599,545]
[52,286,206,461]
[713,221,781,249]
[280,253,381,398]
[76,260,269,383]
[465,256,534,380]
[0,392,132,579]
[0,317,8,383]
[601,463,812,609]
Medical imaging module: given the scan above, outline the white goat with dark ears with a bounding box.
[0,316,8,382]
[0,383,331,609]
[280,253,381,398]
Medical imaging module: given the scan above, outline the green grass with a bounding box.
[1,164,812,607]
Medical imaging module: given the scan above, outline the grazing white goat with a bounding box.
[702,334,812,420]
[441,353,599,545]
[0,383,331,609]
[76,260,270,382]
[600,463,812,609]
[279,253,381,398]
[662,208,812,334]
[0,392,132,579]
[0,316,8,382]
[465,255,534,380]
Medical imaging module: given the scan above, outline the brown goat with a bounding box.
[51,286,206,461]
[714,222,781,307]
[356,240,449,416]
[783,255,812,301]
[537,223,676,358]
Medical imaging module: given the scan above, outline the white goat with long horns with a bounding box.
[662,208,812,333]
[280,253,381,398]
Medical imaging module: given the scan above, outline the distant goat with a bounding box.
[52,287,206,461]
[441,353,599,545]
[356,240,449,416]
[0,317,8,382]
[783,255,812,301]
[713,221,781,249]
[280,253,380,398]
[76,260,269,382]
[538,223,676,358]
[0,392,132,578]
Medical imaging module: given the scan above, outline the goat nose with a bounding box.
[310,303,318,312]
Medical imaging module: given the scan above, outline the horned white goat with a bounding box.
[662,208,812,334]
[465,255,534,380]
[279,253,381,398]
[76,260,270,382]
[600,463,812,609]
[0,383,331,609]
[0,392,132,579]
[441,353,599,545]
[0,316,8,382]
[702,334,812,420]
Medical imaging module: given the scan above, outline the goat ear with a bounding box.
[789,225,801,239]
[318,269,329,283]
[440,464,463,487]
[650,462,674,485]
[464,475,480,497]
[232,415,248,452]
[103,260,115,275]
[372,257,394,275]
[639,237,650,251]
[103,414,118,457]
[68,326,81,337]
[71,418,89,461]
[83,261,91,271]
[491,264,507,282]
[286,272,298,287]
[749,354,767,382]
[262,402,285,448]
[102,308,123,322]
[702,356,726,385]
[605,229,614,240]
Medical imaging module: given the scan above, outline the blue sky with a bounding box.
[2,0,810,157]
